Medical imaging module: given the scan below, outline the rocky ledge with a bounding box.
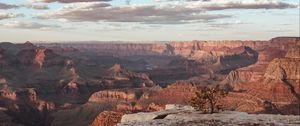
[118,104,300,126]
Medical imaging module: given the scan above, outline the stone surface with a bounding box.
[165,104,194,110]
[119,106,300,126]
[121,109,189,123]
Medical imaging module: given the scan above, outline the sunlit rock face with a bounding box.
[17,48,46,68]
[220,44,300,114]
[264,46,300,80]
[263,46,300,103]
[88,90,136,103]
[285,46,300,58]
[264,58,300,80]
[89,111,123,126]
[103,64,156,88]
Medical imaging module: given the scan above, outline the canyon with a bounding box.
[0,37,299,126]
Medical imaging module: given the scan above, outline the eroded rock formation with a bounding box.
[221,45,300,114]
[89,111,123,126]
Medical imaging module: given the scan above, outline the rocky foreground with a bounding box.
[119,105,300,126]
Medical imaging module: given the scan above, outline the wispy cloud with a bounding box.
[0,13,23,20]
[208,20,247,28]
[0,2,19,9]
[34,0,296,25]
[0,0,297,41]
[157,0,297,10]
[267,28,293,32]
[30,0,112,3]
[36,2,230,24]
[0,21,60,30]
[1,2,49,10]
[23,4,49,10]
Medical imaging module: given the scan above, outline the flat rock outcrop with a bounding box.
[118,105,300,126]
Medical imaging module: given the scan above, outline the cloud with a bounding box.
[0,21,60,30]
[157,0,297,10]
[35,0,296,24]
[1,2,49,10]
[267,28,293,32]
[24,4,49,10]
[36,2,230,24]
[197,0,297,10]
[208,20,247,28]
[0,3,19,9]
[154,0,196,1]
[0,13,24,20]
[30,0,111,3]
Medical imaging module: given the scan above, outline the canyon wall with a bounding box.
[39,38,293,58]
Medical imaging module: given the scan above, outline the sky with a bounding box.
[0,0,299,42]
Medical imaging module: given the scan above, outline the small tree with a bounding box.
[189,85,228,114]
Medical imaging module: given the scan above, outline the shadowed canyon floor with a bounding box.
[0,37,299,126]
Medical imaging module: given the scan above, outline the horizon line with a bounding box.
[1,36,299,44]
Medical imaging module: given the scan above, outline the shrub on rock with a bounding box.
[189,85,228,114]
